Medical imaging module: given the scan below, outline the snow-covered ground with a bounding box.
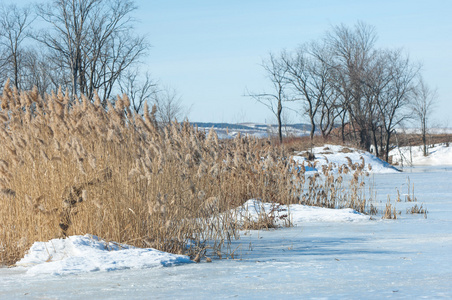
[10,201,369,278]
[1,147,451,299]
[15,235,192,276]
[390,143,452,166]
[237,199,369,227]
[293,144,400,173]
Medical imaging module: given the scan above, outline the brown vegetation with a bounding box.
[394,133,452,148]
[0,84,385,266]
[0,83,306,265]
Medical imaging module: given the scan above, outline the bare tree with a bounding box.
[411,77,437,156]
[83,3,148,103]
[282,47,321,141]
[376,49,419,161]
[20,49,51,94]
[247,52,291,143]
[249,21,426,161]
[153,86,188,125]
[0,48,8,89]
[118,69,156,113]
[35,0,94,98]
[325,23,419,160]
[308,41,341,139]
[35,0,147,102]
[360,51,392,157]
[328,61,352,143]
[326,22,378,150]
[21,48,70,96]
[315,93,342,139]
[0,3,33,90]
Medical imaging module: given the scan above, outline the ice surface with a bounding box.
[15,234,192,276]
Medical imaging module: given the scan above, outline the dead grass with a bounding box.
[406,204,427,217]
[296,156,374,214]
[0,82,395,265]
[0,83,309,265]
[383,200,398,220]
[238,203,291,231]
[395,133,452,148]
[240,212,280,231]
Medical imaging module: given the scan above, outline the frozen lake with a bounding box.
[1,166,451,299]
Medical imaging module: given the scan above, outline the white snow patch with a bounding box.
[293,144,399,173]
[287,204,370,224]
[16,234,192,275]
[237,199,369,227]
[390,144,452,166]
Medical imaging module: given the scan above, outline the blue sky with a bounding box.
[137,0,452,125]
[10,0,452,125]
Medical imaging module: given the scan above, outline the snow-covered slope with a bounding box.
[390,143,452,166]
[16,234,192,275]
[293,144,400,173]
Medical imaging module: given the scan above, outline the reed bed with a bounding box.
[296,157,374,213]
[0,82,375,265]
[0,82,303,265]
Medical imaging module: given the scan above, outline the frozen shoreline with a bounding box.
[2,143,451,298]
[1,166,451,299]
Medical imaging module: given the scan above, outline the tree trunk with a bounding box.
[310,116,315,141]
[372,127,379,158]
[277,100,283,143]
[422,118,427,156]
[384,132,391,163]
[13,54,19,90]
[340,114,346,142]
[72,68,78,99]
[359,128,372,152]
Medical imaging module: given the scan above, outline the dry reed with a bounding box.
[0,82,380,266]
[0,82,301,265]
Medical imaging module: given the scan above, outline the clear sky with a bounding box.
[136,0,452,126]
[8,0,452,125]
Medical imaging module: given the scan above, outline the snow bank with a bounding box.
[390,144,452,166]
[293,144,399,173]
[237,199,369,227]
[16,234,192,275]
[287,204,370,223]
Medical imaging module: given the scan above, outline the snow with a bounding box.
[237,199,369,227]
[10,201,368,278]
[293,144,400,173]
[15,234,192,276]
[13,201,369,277]
[390,143,452,166]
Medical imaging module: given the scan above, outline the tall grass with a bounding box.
[0,82,304,265]
[0,82,375,265]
